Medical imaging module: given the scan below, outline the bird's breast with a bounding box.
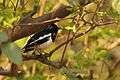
[35,37,53,49]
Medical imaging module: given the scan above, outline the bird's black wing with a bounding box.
[23,36,51,53]
[24,33,51,48]
[24,27,52,47]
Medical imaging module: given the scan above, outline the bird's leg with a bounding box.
[31,49,36,55]
[33,46,42,55]
[34,45,49,55]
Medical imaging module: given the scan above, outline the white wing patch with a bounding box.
[29,33,51,45]
[39,36,52,49]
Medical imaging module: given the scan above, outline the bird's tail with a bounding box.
[22,47,34,53]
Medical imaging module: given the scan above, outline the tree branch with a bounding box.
[5,4,71,42]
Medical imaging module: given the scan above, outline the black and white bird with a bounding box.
[23,24,59,53]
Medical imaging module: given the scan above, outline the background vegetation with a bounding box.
[0,0,120,80]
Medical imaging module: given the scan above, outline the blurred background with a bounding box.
[0,0,120,80]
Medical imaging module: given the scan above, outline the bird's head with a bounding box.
[48,24,60,33]
[47,24,59,42]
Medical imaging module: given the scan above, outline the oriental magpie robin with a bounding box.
[23,24,59,53]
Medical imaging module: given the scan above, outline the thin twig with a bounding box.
[92,0,104,21]
[48,25,96,57]
[9,0,15,9]
[15,0,19,10]
[61,31,70,62]
[18,17,73,26]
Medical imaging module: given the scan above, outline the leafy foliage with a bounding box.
[0,31,22,64]
[112,0,120,14]
[1,42,22,64]
[0,32,8,43]
[0,0,120,80]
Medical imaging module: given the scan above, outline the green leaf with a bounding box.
[60,67,81,80]
[1,42,23,64]
[0,32,8,43]
[94,49,112,61]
